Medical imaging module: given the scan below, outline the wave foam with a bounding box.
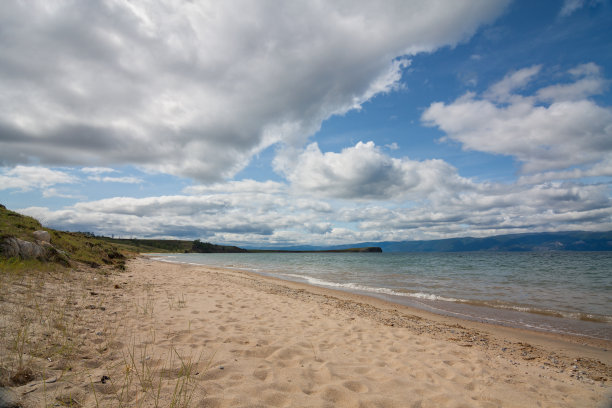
[281,273,458,302]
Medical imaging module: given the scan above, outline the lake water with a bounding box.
[150,251,612,340]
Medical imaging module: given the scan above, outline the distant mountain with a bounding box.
[246,231,612,252]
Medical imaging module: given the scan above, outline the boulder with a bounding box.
[1,237,46,259]
[1,236,70,266]
[0,387,20,408]
[33,230,51,243]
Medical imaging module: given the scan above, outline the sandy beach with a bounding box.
[2,257,611,407]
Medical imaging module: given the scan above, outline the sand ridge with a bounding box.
[2,257,611,407]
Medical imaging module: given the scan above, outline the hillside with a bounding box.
[0,206,248,270]
[0,204,130,269]
[96,237,247,253]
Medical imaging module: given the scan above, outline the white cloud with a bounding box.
[41,188,80,199]
[560,0,586,16]
[0,166,77,192]
[183,179,287,195]
[517,159,612,185]
[81,167,117,175]
[385,142,399,150]
[286,141,473,200]
[422,63,612,174]
[484,65,541,102]
[559,0,603,16]
[87,175,143,184]
[536,63,609,101]
[20,174,611,244]
[0,0,509,181]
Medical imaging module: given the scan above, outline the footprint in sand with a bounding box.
[342,380,368,393]
[253,369,269,381]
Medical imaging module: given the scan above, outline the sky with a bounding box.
[1,0,611,247]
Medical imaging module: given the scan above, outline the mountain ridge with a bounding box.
[244,231,612,252]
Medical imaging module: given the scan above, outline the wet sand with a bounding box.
[3,257,611,407]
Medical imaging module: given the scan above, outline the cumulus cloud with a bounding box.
[343,181,612,239]
[20,173,612,244]
[20,188,331,242]
[286,141,473,200]
[422,63,612,174]
[0,166,77,192]
[0,0,509,181]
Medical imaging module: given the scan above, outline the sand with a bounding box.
[1,256,611,407]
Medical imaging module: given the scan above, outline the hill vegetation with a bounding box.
[0,204,129,270]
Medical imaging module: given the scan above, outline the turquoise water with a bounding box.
[151,252,612,339]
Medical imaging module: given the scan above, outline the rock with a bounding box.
[1,236,70,266]
[44,246,71,267]
[32,230,51,243]
[1,237,46,259]
[0,387,20,408]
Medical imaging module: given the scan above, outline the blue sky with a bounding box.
[1,0,611,246]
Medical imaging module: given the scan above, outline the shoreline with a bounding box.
[4,256,610,407]
[179,259,612,357]
[143,257,612,376]
[150,254,612,342]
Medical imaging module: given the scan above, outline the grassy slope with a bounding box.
[0,205,248,271]
[0,205,134,269]
[1,205,378,269]
[96,237,193,253]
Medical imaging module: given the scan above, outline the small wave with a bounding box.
[281,273,459,302]
[456,299,612,323]
[280,273,612,324]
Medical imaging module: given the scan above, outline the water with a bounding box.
[150,251,612,340]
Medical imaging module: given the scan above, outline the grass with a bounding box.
[0,263,86,387]
[0,257,212,407]
[107,339,205,408]
[0,204,133,270]
[0,205,218,407]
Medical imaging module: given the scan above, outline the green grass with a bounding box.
[0,205,44,240]
[0,204,132,269]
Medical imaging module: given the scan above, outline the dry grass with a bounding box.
[0,261,211,407]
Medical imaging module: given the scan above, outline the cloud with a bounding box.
[422,63,612,174]
[19,188,331,241]
[183,179,287,195]
[559,0,604,16]
[286,141,473,200]
[560,0,586,16]
[385,142,399,150]
[87,175,143,184]
[536,63,609,101]
[343,181,612,239]
[41,188,80,199]
[0,166,77,192]
[517,159,612,185]
[20,173,611,244]
[81,167,117,175]
[483,65,541,102]
[0,0,509,181]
